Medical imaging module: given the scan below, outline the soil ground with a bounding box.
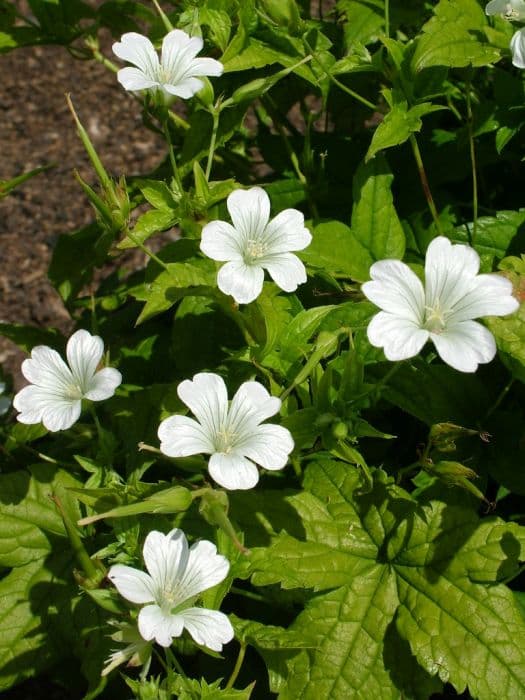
[0,28,164,387]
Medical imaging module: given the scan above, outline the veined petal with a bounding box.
[431,321,496,373]
[41,399,82,432]
[164,77,203,99]
[66,330,104,388]
[138,605,184,647]
[200,220,242,261]
[161,30,203,72]
[217,260,264,304]
[262,209,312,253]
[176,539,230,600]
[189,57,224,77]
[362,260,425,324]
[117,67,159,91]
[262,253,307,293]
[14,385,82,431]
[108,564,155,604]
[208,452,259,490]
[367,311,429,361]
[227,187,270,238]
[177,373,228,436]
[178,608,234,652]
[511,28,525,68]
[158,415,214,457]
[142,529,188,599]
[241,424,294,470]
[447,273,519,324]
[424,236,480,312]
[84,367,122,401]
[112,32,159,78]
[227,381,281,433]
[21,346,74,391]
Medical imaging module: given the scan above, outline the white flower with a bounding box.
[112,30,223,101]
[200,187,312,304]
[361,236,519,373]
[158,373,294,490]
[13,329,122,432]
[485,0,525,20]
[108,529,234,651]
[510,27,525,67]
[102,622,152,677]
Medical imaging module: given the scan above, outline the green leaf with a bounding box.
[485,256,525,369]
[0,464,82,567]
[299,220,372,282]
[246,462,525,698]
[119,208,178,249]
[337,0,384,48]
[0,322,61,352]
[133,258,216,324]
[351,155,405,265]
[453,211,525,267]
[366,95,443,161]
[411,0,500,72]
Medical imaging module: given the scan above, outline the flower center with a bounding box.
[244,238,266,264]
[214,427,237,454]
[424,302,448,334]
[64,383,84,400]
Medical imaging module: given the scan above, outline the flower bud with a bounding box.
[259,0,301,32]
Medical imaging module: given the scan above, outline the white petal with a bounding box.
[84,367,122,401]
[217,260,264,304]
[112,32,159,77]
[431,321,497,373]
[142,529,188,595]
[177,373,228,435]
[448,273,519,324]
[367,311,429,361]
[164,77,204,99]
[138,605,184,647]
[14,385,82,431]
[178,608,234,652]
[424,236,480,312]
[66,330,104,388]
[227,381,281,429]
[200,220,242,261]
[116,67,159,91]
[362,260,425,324]
[161,30,203,70]
[511,28,525,68]
[262,253,307,293]
[227,187,270,238]
[208,452,260,490]
[21,345,74,391]
[108,564,155,604]
[158,415,214,457]
[485,0,506,13]
[189,57,224,77]
[262,209,312,253]
[241,424,294,470]
[176,539,230,600]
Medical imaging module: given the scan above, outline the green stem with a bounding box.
[385,0,390,38]
[163,119,183,192]
[166,648,195,697]
[151,0,174,31]
[409,134,443,235]
[51,494,101,583]
[124,229,172,272]
[465,79,478,244]
[226,643,247,690]
[205,107,221,181]
[168,109,191,131]
[261,96,307,185]
[304,39,376,110]
[230,585,267,603]
[485,378,515,420]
